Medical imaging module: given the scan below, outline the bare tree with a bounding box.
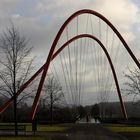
[0,24,34,135]
[41,75,65,125]
[124,67,140,102]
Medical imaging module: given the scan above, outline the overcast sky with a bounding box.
[0,0,139,58]
[0,0,140,105]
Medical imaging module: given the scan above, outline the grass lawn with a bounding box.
[0,123,68,140]
[0,123,68,132]
[104,124,140,132]
[25,123,67,132]
[104,124,140,140]
[37,125,66,132]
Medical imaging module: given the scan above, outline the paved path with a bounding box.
[51,123,128,140]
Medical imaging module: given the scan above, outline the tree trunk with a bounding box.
[13,96,18,136]
[13,59,18,136]
[50,92,53,126]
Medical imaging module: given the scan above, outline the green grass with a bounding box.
[37,125,67,132]
[0,123,68,140]
[0,123,67,132]
[104,124,140,132]
[25,124,67,132]
[104,124,140,140]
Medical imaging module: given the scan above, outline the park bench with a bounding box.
[0,124,26,134]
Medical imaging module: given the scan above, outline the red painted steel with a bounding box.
[31,9,139,120]
[52,34,128,119]
[0,9,139,120]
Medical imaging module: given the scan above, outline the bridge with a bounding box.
[0,9,139,121]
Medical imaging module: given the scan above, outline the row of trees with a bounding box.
[0,99,99,124]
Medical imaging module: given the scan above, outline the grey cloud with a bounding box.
[0,0,139,105]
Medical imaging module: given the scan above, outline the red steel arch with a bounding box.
[31,9,139,120]
[0,34,128,119]
[0,9,139,120]
[52,34,127,119]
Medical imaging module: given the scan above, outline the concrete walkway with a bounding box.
[51,123,128,140]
